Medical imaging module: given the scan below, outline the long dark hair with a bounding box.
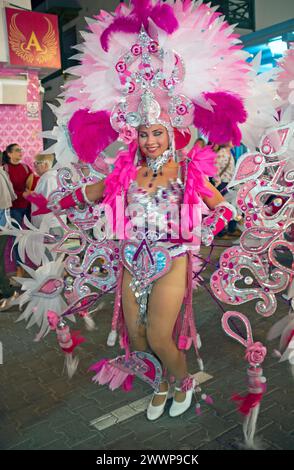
[2,143,18,164]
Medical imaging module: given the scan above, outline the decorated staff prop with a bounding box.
[222,311,267,449]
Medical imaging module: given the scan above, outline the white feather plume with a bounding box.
[42,100,78,167]
[12,257,72,340]
[240,52,281,150]
[0,216,56,266]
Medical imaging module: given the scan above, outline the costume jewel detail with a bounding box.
[146,150,171,175]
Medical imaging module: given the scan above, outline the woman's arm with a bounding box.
[27,179,105,216]
[85,180,105,203]
[202,179,225,209]
[24,173,35,198]
[26,173,34,191]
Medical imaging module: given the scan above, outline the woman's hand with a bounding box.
[23,189,32,199]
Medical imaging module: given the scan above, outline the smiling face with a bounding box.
[138,124,169,159]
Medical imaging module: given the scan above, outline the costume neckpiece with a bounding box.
[146,150,171,176]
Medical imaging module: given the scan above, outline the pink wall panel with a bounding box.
[0,70,43,167]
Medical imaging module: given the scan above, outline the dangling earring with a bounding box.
[134,148,141,167]
[138,150,149,177]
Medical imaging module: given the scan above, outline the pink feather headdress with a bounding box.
[64,0,251,164]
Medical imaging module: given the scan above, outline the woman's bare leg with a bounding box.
[147,255,190,402]
[122,268,148,351]
[122,268,168,405]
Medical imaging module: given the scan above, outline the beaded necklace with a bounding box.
[144,150,173,188]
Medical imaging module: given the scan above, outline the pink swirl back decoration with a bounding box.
[210,122,294,317]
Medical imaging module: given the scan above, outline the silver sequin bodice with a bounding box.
[126,178,187,257]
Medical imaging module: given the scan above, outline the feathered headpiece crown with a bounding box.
[109,26,194,132]
[63,0,250,163]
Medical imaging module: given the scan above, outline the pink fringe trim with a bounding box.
[90,359,134,392]
[122,374,134,392]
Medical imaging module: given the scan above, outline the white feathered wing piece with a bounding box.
[41,100,78,167]
[64,23,137,112]
[0,216,56,266]
[12,256,71,341]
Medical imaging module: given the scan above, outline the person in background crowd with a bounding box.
[29,154,63,235]
[24,162,40,222]
[27,171,40,193]
[195,137,206,148]
[2,143,33,276]
[0,152,18,310]
[213,143,235,191]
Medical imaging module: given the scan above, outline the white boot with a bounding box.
[146,382,169,421]
[169,376,195,418]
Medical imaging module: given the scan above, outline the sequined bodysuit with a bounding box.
[120,174,188,322]
[126,177,188,257]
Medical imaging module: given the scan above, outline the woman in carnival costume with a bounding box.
[28,0,251,420]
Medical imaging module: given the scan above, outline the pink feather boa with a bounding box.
[102,141,138,234]
[193,92,247,146]
[184,145,217,203]
[68,109,118,163]
[181,145,217,236]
